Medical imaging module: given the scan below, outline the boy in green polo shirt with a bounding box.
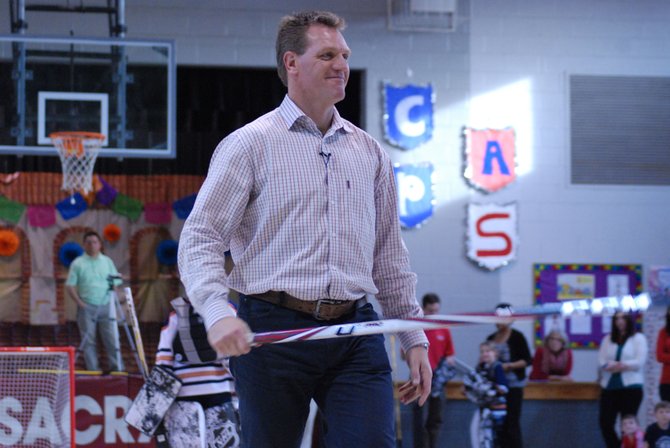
[66,230,124,371]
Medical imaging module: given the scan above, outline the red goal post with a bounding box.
[0,346,75,448]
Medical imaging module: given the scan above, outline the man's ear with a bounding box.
[284,51,298,76]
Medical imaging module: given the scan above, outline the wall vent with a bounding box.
[570,75,670,186]
[387,0,457,33]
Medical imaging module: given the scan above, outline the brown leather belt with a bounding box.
[249,291,365,321]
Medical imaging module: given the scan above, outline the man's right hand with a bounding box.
[65,285,86,308]
[208,316,252,357]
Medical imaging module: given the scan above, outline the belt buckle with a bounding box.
[313,299,340,320]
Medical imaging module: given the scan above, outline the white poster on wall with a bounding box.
[607,274,629,297]
[29,277,57,325]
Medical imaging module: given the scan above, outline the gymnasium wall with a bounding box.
[2,0,670,383]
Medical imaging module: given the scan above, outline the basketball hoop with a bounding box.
[50,131,105,195]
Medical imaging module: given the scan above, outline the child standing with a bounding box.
[476,341,509,434]
[467,341,509,448]
[620,414,643,448]
[644,401,670,448]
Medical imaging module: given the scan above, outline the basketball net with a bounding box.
[50,131,105,196]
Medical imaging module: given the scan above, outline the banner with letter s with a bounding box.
[383,83,434,150]
[466,202,518,270]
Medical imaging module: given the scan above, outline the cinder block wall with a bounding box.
[465,0,670,382]
[4,0,670,384]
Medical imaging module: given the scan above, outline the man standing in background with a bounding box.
[66,230,124,372]
[413,293,455,447]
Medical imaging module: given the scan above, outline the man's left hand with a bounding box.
[398,345,432,406]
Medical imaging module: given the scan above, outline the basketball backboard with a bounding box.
[0,35,176,158]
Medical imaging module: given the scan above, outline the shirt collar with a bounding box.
[278,95,353,135]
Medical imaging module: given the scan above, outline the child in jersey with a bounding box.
[156,296,240,448]
[475,341,508,444]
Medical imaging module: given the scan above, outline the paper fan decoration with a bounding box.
[156,239,178,266]
[59,242,84,267]
[103,224,122,243]
[0,229,20,257]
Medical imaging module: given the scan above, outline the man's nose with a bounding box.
[332,54,348,70]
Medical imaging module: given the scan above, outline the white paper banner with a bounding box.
[466,202,518,271]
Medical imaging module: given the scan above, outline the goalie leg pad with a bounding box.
[164,401,206,448]
[204,402,241,448]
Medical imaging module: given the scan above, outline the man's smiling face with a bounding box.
[292,23,351,107]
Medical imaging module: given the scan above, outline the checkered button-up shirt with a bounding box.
[178,96,426,350]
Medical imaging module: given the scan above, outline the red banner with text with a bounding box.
[74,375,153,447]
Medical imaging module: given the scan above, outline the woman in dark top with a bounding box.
[487,303,532,448]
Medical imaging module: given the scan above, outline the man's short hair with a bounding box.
[655,401,670,412]
[422,293,440,308]
[83,230,102,243]
[275,10,346,87]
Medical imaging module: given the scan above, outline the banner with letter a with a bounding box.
[394,163,434,228]
[467,203,518,270]
[463,127,516,193]
[383,83,434,150]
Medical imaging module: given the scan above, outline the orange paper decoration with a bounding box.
[0,229,20,257]
[103,224,122,243]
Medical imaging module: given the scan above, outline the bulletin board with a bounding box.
[533,263,642,349]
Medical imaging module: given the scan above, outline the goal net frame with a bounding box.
[0,346,75,448]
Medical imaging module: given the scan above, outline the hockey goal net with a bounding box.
[0,347,75,447]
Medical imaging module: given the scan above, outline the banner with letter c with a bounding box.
[383,83,434,150]
[466,202,518,270]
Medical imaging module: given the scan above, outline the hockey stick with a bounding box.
[122,286,172,447]
[123,287,149,377]
[250,292,651,346]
